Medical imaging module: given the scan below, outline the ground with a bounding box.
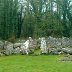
[0,55,72,72]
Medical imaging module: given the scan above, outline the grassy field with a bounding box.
[0,55,72,72]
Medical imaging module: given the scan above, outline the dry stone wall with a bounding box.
[0,36,72,56]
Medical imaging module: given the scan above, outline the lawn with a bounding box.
[0,55,72,72]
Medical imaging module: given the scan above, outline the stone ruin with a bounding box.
[0,36,72,56]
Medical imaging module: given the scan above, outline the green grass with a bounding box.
[0,55,72,72]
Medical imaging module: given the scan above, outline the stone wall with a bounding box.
[0,36,72,56]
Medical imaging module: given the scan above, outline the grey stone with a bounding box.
[0,53,4,56]
[47,36,62,48]
[0,41,4,50]
[59,55,72,61]
[20,40,30,55]
[62,37,72,47]
[14,47,21,54]
[40,37,48,54]
[62,48,72,55]
[28,37,37,52]
[13,43,21,48]
[4,41,14,55]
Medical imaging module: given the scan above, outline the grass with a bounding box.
[0,55,72,72]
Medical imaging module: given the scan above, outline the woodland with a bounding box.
[0,0,72,40]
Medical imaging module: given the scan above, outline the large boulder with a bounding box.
[62,48,72,55]
[13,47,21,54]
[29,37,34,49]
[37,38,41,48]
[19,37,36,54]
[0,52,4,56]
[20,40,30,55]
[55,38,62,48]
[28,37,37,51]
[4,41,14,55]
[47,36,58,48]
[40,37,48,54]
[13,43,21,48]
[47,36,62,48]
[59,55,72,61]
[62,37,72,47]
[32,39,38,49]
[0,41,4,50]
[48,48,62,55]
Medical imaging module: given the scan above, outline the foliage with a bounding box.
[0,0,72,39]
